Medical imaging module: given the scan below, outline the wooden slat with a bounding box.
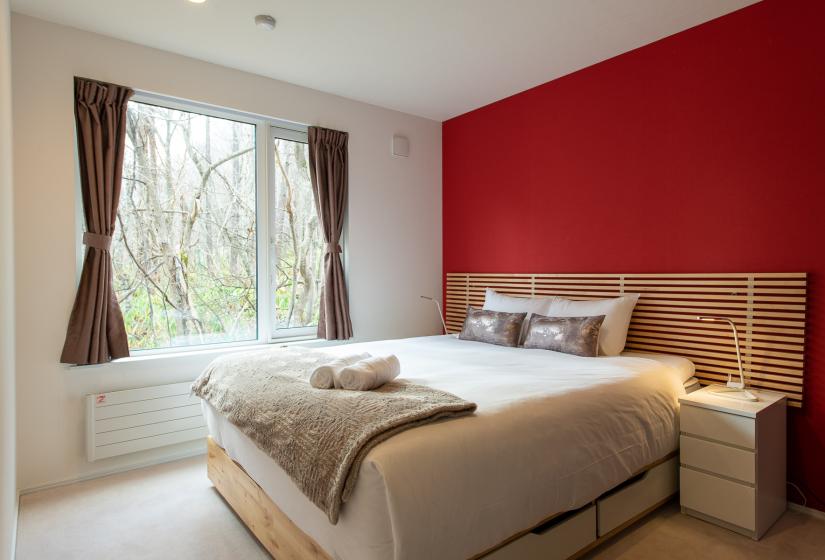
[628,323,805,344]
[625,336,804,363]
[446,272,807,407]
[629,311,804,329]
[624,343,803,372]
[627,327,804,349]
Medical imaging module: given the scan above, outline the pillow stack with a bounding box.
[482,288,553,344]
[458,289,640,357]
[544,293,640,356]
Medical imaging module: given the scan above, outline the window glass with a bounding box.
[270,138,324,334]
[114,101,257,350]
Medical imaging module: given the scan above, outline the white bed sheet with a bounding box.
[204,335,692,560]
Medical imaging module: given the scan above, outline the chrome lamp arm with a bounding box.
[421,296,447,334]
[696,316,757,401]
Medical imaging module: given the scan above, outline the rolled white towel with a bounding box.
[310,353,372,389]
[337,355,401,391]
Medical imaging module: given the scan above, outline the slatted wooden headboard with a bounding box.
[445,273,807,407]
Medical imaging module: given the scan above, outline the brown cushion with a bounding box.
[459,307,526,347]
[522,314,606,357]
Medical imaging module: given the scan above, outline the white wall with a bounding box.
[11,14,442,492]
[0,2,16,558]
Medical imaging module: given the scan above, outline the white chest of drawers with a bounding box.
[678,386,786,539]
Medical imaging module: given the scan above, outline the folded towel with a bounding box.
[337,355,401,391]
[310,353,372,389]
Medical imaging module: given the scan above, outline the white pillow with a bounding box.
[546,294,640,356]
[483,288,555,344]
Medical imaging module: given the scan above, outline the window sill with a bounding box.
[68,336,325,369]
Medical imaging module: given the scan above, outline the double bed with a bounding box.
[202,334,694,560]
[200,271,806,560]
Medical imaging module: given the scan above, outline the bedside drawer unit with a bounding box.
[678,388,786,540]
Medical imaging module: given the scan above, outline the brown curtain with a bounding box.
[60,78,134,364]
[308,127,353,340]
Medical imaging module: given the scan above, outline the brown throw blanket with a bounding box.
[192,346,477,524]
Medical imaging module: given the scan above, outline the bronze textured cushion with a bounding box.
[523,314,606,357]
[459,307,526,347]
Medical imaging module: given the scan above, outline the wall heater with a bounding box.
[86,382,206,461]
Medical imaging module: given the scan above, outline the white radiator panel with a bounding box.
[87,382,206,461]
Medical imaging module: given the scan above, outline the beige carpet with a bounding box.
[16,455,825,559]
[16,456,269,560]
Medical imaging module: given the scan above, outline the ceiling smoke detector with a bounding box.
[255,15,277,31]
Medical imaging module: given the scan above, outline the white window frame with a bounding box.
[268,126,320,341]
[89,91,326,356]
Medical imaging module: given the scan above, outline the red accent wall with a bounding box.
[443,0,825,510]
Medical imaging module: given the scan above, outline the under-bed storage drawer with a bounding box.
[597,456,678,536]
[680,467,756,531]
[680,405,755,449]
[484,505,596,560]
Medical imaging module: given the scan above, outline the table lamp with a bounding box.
[696,316,758,402]
[420,296,447,334]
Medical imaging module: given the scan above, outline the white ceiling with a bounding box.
[10,0,759,121]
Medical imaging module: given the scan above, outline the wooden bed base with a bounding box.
[207,437,678,560]
[207,437,331,560]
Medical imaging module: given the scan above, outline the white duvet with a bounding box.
[203,334,692,560]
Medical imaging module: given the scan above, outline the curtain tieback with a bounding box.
[83,232,113,251]
[325,243,342,254]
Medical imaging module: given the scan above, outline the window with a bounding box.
[269,132,324,336]
[112,96,326,352]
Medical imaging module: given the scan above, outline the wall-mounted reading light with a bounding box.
[696,316,758,401]
[421,296,447,334]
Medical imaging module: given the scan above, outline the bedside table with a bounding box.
[678,386,786,539]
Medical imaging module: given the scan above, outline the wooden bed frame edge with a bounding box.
[207,437,677,560]
[207,437,332,560]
